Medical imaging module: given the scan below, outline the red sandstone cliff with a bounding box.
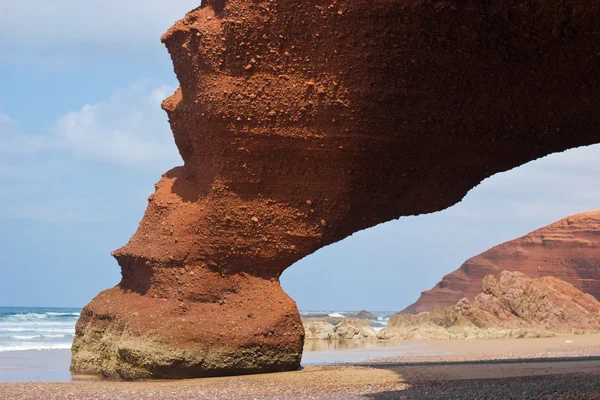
[402,210,600,314]
[382,271,600,340]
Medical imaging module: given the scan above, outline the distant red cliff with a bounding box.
[401,210,600,314]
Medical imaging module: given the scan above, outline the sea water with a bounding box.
[0,307,395,381]
[0,307,81,352]
[299,310,395,332]
[0,308,393,353]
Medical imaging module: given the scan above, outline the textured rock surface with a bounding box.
[73,0,600,379]
[342,310,378,320]
[378,313,458,340]
[303,319,377,340]
[332,319,377,340]
[460,271,600,332]
[403,210,600,314]
[380,271,600,340]
[304,321,335,340]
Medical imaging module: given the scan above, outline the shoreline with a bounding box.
[2,334,600,398]
[2,359,600,399]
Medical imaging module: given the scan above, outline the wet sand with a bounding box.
[0,350,73,382]
[2,334,600,399]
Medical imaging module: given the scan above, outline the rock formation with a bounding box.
[378,314,463,340]
[380,271,600,340]
[304,319,377,340]
[402,210,600,314]
[332,319,377,340]
[72,0,600,379]
[302,315,385,327]
[304,321,335,340]
[460,271,600,332]
[342,310,378,320]
[301,316,347,325]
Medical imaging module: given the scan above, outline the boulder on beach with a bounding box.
[380,271,600,340]
[377,314,457,340]
[343,310,378,320]
[333,319,377,340]
[304,321,335,340]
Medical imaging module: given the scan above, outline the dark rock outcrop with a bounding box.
[72,0,600,379]
[402,210,600,314]
[380,271,600,340]
[343,310,378,320]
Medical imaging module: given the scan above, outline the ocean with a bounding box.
[0,307,394,353]
[299,310,395,330]
[0,307,80,352]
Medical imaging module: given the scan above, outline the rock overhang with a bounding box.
[72,0,600,379]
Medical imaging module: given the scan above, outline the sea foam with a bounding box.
[0,307,80,352]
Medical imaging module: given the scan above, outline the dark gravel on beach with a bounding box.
[3,373,600,400]
[362,374,600,400]
[254,374,600,400]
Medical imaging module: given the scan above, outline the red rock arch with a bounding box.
[71,0,600,379]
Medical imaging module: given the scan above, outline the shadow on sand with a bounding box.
[359,357,600,400]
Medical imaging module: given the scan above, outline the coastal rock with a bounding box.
[463,271,600,333]
[402,210,600,314]
[301,316,346,326]
[377,314,457,340]
[454,326,555,340]
[73,0,600,379]
[343,310,378,320]
[380,272,600,340]
[333,320,377,340]
[301,315,385,328]
[304,322,335,340]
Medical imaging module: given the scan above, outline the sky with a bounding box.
[1,1,599,311]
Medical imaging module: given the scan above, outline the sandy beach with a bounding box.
[1,334,600,399]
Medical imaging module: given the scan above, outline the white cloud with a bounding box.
[2,82,181,170]
[0,114,93,223]
[0,81,182,223]
[0,1,199,52]
[0,1,201,70]
[435,144,600,221]
[0,113,53,155]
[52,82,181,169]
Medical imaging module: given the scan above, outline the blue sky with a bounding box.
[1,1,599,311]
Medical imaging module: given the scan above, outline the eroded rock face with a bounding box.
[377,313,459,340]
[304,321,335,340]
[461,271,600,332]
[332,319,377,340]
[73,0,600,379]
[380,271,600,340]
[403,210,600,314]
[343,310,378,320]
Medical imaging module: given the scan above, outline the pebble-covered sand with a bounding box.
[2,363,600,399]
[2,334,600,399]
